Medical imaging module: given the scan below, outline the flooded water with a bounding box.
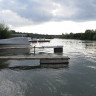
[0,39,96,96]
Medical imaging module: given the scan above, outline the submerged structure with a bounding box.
[0,37,70,64]
[0,37,30,45]
[0,56,70,64]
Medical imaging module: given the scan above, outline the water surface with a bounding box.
[0,39,96,96]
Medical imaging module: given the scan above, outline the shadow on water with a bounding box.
[0,60,9,70]
[0,60,69,70]
[8,64,69,70]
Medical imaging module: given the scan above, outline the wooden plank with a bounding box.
[0,56,70,60]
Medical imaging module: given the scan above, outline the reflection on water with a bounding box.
[0,49,30,56]
[0,60,9,70]
[0,39,96,96]
[82,40,96,62]
[0,45,30,56]
[88,66,96,70]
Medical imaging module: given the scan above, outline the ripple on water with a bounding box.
[0,39,96,96]
[88,66,96,70]
[0,80,25,96]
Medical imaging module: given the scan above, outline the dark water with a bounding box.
[0,39,96,96]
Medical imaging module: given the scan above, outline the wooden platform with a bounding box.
[0,56,70,64]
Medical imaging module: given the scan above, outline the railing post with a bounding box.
[34,46,35,55]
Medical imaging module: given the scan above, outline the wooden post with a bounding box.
[34,46,35,55]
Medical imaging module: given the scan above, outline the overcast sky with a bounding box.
[0,0,96,35]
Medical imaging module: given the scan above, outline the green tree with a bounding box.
[0,24,11,39]
[84,30,93,40]
[93,34,96,40]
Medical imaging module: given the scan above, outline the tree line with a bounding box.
[0,24,60,39]
[60,30,96,40]
[1,23,96,40]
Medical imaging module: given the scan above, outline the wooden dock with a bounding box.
[0,56,70,64]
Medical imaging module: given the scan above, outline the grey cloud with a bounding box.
[71,0,96,21]
[0,0,96,25]
[52,0,96,21]
[1,0,53,23]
